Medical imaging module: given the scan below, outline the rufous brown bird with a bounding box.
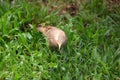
[37,24,67,51]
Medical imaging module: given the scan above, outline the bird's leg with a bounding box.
[58,43,62,53]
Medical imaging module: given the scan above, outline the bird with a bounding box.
[37,24,67,51]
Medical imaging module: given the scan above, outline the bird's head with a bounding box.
[37,24,46,33]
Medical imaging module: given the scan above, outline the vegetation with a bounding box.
[0,0,120,79]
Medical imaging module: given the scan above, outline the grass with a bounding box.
[0,0,120,80]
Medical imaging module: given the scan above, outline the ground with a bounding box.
[0,0,120,80]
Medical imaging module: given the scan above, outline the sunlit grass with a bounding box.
[0,0,120,79]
